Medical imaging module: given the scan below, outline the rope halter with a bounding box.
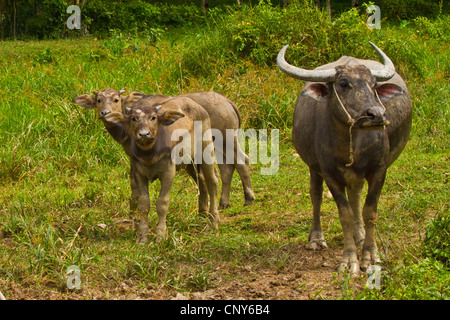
[332,83,387,167]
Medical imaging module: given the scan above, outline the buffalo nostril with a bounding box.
[138,130,150,138]
[101,109,111,116]
[366,107,384,119]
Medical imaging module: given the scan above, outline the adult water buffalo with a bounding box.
[277,42,412,274]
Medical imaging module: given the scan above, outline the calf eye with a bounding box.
[151,115,156,121]
[97,99,102,103]
[131,116,138,122]
[114,98,119,103]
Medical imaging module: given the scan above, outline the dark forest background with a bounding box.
[0,0,447,39]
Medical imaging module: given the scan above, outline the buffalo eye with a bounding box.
[339,79,349,88]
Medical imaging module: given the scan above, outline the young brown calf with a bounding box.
[74,89,255,210]
[106,96,219,244]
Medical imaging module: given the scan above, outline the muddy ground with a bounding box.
[1,244,367,300]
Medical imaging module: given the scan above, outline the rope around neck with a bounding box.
[332,83,387,167]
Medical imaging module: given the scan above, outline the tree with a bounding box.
[201,0,208,11]
[315,0,321,9]
[326,0,331,19]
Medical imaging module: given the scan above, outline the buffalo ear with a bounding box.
[158,110,185,126]
[376,83,405,102]
[301,83,328,102]
[72,94,96,109]
[122,92,145,108]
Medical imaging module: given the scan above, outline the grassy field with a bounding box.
[0,3,449,300]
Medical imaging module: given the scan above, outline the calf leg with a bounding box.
[200,162,220,230]
[218,136,255,208]
[307,169,327,250]
[135,173,150,245]
[360,170,386,271]
[155,165,176,243]
[186,164,208,213]
[235,144,255,206]
[129,161,139,231]
[214,141,233,209]
[217,163,234,209]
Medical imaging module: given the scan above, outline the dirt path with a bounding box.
[2,245,367,300]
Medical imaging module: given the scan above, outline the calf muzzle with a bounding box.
[100,109,111,117]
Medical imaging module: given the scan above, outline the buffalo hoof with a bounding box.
[337,252,360,275]
[244,193,255,207]
[306,240,328,250]
[218,202,231,210]
[338,261,360,275]
[360,249,381,271]
[136,223,150,245]
[136,233,149,245]
[155,228,168,244]
[307,230,328,250]
[208,212,220,231]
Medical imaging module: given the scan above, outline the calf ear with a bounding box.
[103,112,125,124]
[122,92,145,108]
[72,94,96,109]
[159,110,185,126]
[301,83,328,102]
[376,83,405,102]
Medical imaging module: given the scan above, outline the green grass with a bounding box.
[0,4,449,300]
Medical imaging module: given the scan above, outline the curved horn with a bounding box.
[368,42,395,81]
[277,45,336,82]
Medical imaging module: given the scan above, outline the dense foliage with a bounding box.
[0,0,448,39]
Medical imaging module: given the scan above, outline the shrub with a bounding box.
[379,0,441,21]
[180,0,381,73]
[424,215,450,267]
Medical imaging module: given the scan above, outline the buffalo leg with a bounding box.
[155,165,176,243]
[347,180,365,247]
[129,160,140,231]
[217,163,234,209]
[200,162,220,230]
[360,170,385,271]
[186,165,208,213]
[135,173,150,245]
[235,145,255,206]
[325,175,359,274]
[307,168,328,250]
